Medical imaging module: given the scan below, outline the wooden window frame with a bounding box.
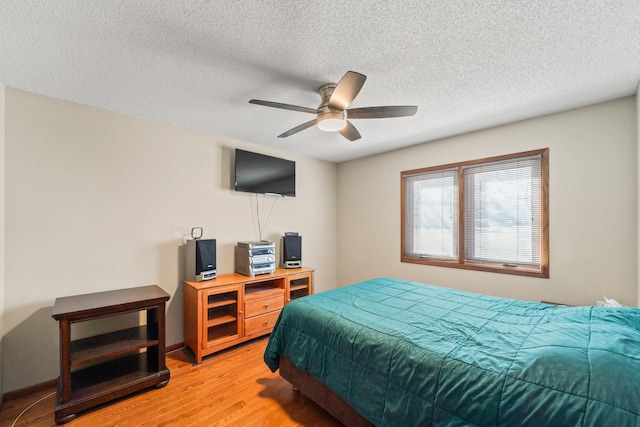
[401,148,549,278]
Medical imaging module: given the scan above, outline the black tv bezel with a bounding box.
[234,149,296,197]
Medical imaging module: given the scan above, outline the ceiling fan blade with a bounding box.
[328,71,366,111]
[338,121,361,141]
[249,99,316,114]
[347,105,418,119]
[277,119,318,138]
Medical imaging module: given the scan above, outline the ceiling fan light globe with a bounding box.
[317,111,346,132]
[318,118,346,132]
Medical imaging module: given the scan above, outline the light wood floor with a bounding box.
[0,337,343,427]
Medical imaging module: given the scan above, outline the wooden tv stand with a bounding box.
[184,267,313,363]
[52,285,170,424]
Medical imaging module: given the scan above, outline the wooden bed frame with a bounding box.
[279,356,374,427]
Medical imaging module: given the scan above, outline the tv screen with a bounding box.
[234,149,296,197]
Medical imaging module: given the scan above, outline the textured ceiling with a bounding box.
[1,1,639,162]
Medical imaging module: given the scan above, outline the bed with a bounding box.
[264,277,640,426]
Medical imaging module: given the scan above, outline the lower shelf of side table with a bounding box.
[55,352,170,423]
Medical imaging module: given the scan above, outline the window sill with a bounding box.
[401,256,549,278]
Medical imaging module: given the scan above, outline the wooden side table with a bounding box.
[52,285,170,424]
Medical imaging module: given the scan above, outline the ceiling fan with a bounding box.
[249,71,418,141]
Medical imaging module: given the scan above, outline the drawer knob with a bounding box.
[264,303,269,308]
[263,321,269,325]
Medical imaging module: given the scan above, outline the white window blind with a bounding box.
[463,155,541,266]
[404,168,458,261]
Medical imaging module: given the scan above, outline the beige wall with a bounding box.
[338,97,638,307]
[1,89,338,393]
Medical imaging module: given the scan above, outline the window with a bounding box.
[401,149,549,277]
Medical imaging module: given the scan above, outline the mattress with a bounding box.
[264,277,640,426]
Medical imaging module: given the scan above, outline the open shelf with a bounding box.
[207,314,237,327]
[207,301,237,329]
[290,288,309,301]
[207,291,237,307]
[289,275,311,300]
[208,298,236,308]
[70,326,158,368]
[290,283,308,292]
[207,322,239,342]
[245,278,286,296]
[69,353,157,401]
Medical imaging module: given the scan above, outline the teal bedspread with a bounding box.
[264,278,640,426]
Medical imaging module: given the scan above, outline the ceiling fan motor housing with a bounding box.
[317,83,347,131]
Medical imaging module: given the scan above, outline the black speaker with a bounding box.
[281,234,302,268]
[186,239,217,281]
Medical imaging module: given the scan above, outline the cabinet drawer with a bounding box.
[244,311,281,336]
[245,294,284,318]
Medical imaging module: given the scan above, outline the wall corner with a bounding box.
[0,84,6,394]
[636,83,640,307]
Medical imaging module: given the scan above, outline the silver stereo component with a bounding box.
[236,262,276,277]
[247,254,276,264]
[237,241,276,253]
[235,241,276,276]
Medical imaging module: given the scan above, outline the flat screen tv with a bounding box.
[234,149,296,197]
